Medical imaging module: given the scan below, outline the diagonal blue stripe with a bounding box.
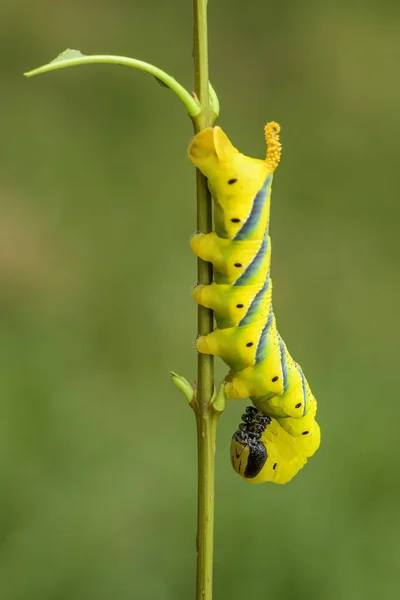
[238,275,270,327]
[278,334,289,393]
[233,233,269,287]
[255,305,274,364]
[296,363,308,416]
[234,174,272,241]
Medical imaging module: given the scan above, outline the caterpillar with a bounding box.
[188,124,320,484]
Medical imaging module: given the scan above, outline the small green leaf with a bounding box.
[171,371,195,403]
[209,82,220,117]
[51,49,86,64]
[212,381,226,413]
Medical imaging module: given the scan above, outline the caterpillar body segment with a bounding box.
[189,128,271,241]
[195,317,268,372]
[189,124,319,484]
[192,280,272,329]
[275,395,320,445]
[191,232,270,285]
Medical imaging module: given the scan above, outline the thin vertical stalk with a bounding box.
[193,1,217,600]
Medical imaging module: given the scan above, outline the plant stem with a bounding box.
[193,0,212,131]
[192,1,218,599]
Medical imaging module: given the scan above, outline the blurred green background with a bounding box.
[1,1,399,598]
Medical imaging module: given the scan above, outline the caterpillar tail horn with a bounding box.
[265,122,282,173]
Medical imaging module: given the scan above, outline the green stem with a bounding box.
[24,54,200,117]
[192,1,218,599]
[195,409,217,600]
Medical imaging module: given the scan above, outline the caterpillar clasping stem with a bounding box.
[188,124,320,484]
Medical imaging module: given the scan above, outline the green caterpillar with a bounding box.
[188,124,320,484]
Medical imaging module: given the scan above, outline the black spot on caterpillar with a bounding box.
[228,178,238,185]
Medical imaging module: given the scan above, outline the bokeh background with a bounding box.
[1,1,399,598]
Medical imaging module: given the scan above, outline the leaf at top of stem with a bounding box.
[24,50,201,117]
[51,48,86,64]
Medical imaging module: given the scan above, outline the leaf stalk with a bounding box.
[25,53,201,117]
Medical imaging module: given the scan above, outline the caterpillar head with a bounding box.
[188,125,281,238]
[231,407,307,484]
[230,407,271,479]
